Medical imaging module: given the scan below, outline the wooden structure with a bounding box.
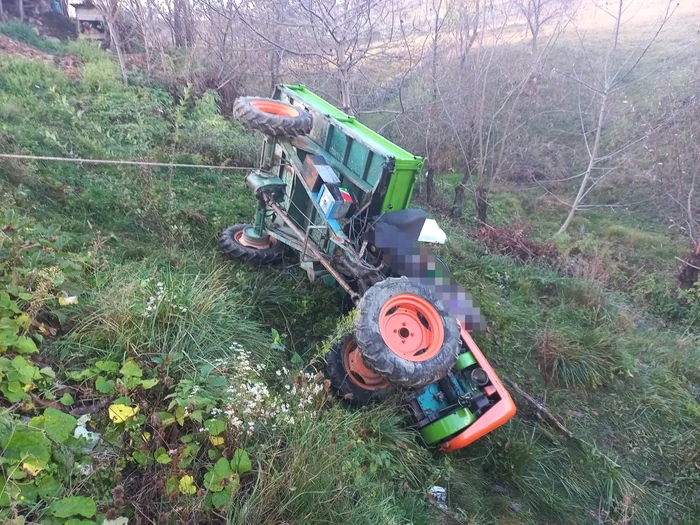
[71,1,104,39]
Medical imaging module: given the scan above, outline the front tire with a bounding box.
[354,277,461,388]
[219,224,284,265]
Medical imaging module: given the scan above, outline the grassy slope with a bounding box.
[0,28,698,524]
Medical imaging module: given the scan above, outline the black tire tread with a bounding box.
[325,334,392,406]
[354,277,461,388]
[219,224,284,265]
[233,97,312,137]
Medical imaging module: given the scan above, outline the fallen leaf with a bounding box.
[108,404,139,424]
[58,296,78,306]
[209,436,225,446]
[179,475,197,495]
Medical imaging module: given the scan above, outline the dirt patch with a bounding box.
[473,222,560,265]
[0,34,82,74]
[37,12,78,40]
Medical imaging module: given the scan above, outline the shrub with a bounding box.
[81,60,123,93]
[0,22,62,54]
[180,90,259,165]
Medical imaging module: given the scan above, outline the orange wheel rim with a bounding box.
[342,338,389,391]
[234,229,277,250]
[378,294,444,362]
[250,99,300,118]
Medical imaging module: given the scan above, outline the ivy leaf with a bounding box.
[124,375,142,390]
[95,376,115,394]
[203,470,224,492]
[204,418,226,436]
[208,375,228,388]
[95,360,120,373]
[59,393,75,406]
[166,476,178,495]
[0,382,27,402]
[12,356,40,384]
[211,485,233,508]
[213,457,231,478]
[174,406,186,426]
[231,449,252,475]
[39,367,56,379]
[132,450,148,466]
[50,496,96,518]
[139,378,159,390]
[37,475,62,499]
[44,408,77,444]
[154,447,171,464]
[179,475,197,495]
[1,428,51,476]
[159,411,175,428]
[120,358,142,378]
[14,336,38,354]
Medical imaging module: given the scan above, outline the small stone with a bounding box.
[489,483,515,496]
[509,502,522,512]
[45,36,61,44]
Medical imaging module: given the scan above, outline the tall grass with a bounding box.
[50,257,280,372]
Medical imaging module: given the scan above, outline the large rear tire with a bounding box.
[325,334,391,406]
[219,224,284,265]
[354,277,460,388]
[233,97,312,137]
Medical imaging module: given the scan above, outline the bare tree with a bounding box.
[424,0,454,202]
[515,0,572,53]
[233,0,404,114]
[96,0,129,84]
[555,0,676,235]
[456,0,480,65]
[442,1,563,222]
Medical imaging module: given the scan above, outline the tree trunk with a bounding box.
[106,14,129,84]
[451,170,471,218]
[475,186,488,223]
[339,70,352,114]
[558,92,608,234]
[269,49,281,94]
[531,27,538,54]
[426,164,435,204]
[19,0,24,22]
[172,0,187,47]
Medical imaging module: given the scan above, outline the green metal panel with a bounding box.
[419,408,477,444]
[281,85,422,167]
[277,85,424,212]
[382,167,417,212]
[455,352,478,371]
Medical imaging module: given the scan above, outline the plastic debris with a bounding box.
[427,485,448,510]
[74,424,101,453]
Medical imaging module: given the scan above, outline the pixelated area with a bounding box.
[370,220,486,330]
